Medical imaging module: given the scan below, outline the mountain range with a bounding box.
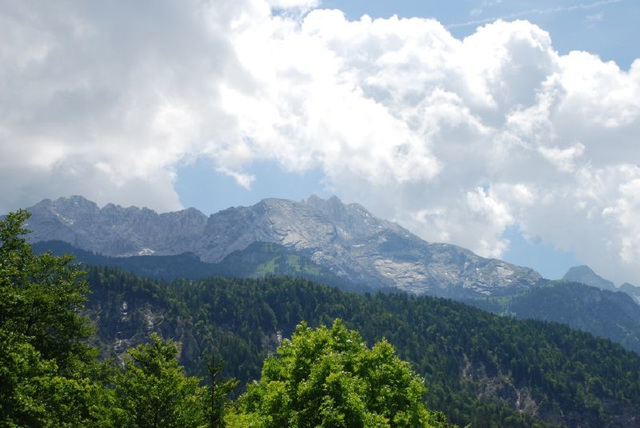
[24,195,541,298]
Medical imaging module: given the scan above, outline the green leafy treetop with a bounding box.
[228,319,453,427]
[114,333,208,428]
[0,210,94,369]
[0,210,111,426]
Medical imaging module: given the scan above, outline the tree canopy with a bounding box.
[0,210,104,426]
[114,333,207,427]
[229,319,452,427]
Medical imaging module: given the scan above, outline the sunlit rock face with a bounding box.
[23,195,541,298]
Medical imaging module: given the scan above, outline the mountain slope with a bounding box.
[24,195,541,298]
[468,281,640,354]
[34,240,370,292]
[562,265,640,305]
[85,267,640,428]
[621,282,640,304]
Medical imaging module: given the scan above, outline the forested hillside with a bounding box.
[36,240,640,358]
[86,267,640,427]
[467,281,640,354]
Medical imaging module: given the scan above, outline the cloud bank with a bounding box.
[2,0,640,284]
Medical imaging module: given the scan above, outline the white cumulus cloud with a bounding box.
[2,0,640,284]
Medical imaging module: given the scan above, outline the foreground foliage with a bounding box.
[114,333,207,427]
[229,320,451,427]
[0,210,107,426]
[0,212,230,426]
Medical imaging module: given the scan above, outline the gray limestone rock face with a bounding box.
[25,196,208,257]
[22,195,541,298]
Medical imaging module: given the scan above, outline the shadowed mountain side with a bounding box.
[33,240,371,293]
[621,282,640,304]
[562,265,640,304]
[466,281,640,354]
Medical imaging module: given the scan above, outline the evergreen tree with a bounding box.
[204,353,238,427]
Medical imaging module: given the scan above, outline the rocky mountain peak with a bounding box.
[31,195,99,217]
[305,194,344,213]
[562,265,616,291]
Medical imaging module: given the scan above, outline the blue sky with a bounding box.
[2,0,640,283]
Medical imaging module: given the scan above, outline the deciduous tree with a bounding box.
[228,319,452,427]
[0,210,110,426]
[114,333,207,427]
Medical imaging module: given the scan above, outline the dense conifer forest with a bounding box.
[87,267,640,427]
